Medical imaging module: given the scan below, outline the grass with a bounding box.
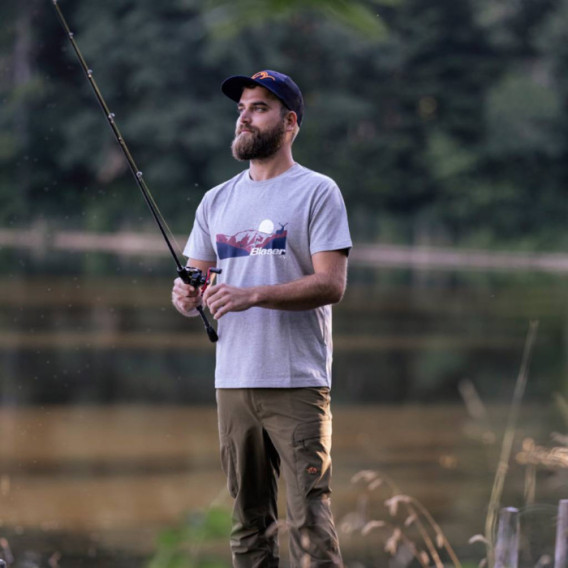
[341,469,462,568]
[483,321,539,567]
[335,321,552,568]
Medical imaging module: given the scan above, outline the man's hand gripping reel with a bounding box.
[178,266,222,342]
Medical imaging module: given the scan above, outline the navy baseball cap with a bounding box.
[221,70,304,126]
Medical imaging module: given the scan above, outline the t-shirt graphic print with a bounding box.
[216,219,288,259]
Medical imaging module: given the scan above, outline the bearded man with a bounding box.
[171,70,351,568]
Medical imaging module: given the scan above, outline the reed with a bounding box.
[483,321,539,567]
[344,469,462,567]
[340,322,546,568]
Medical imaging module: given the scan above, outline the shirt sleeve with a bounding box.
[183,197,217,261]
[308,181,352,256]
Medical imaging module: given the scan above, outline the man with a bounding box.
[171,70,351,567]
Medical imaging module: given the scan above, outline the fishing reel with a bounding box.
[178,266,222,292]
[177,266,222,343]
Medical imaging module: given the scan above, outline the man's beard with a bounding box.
[231,120,286,161]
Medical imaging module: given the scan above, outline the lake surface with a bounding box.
[2,247,566,406]
[0,246,567,566]
[0,404,567,567]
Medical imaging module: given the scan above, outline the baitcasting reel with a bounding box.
[178,266,222,342]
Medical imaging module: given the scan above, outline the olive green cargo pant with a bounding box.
[216,387,343,568]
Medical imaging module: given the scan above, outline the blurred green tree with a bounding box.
[0,0,566,249]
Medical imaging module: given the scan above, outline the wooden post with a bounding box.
[495,507,520,568]
[555,499,568,568]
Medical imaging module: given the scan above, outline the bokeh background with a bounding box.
[1,0,568,566]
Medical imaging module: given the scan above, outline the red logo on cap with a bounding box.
[251,71,276,81]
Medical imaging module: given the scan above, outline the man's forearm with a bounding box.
[203,250,348,320]
[203,271,346,319]
[252,272,345,311]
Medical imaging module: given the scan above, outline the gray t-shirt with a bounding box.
[184,163,352,389]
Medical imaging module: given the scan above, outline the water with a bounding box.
[2,248,566,405]
[1,247,567,566]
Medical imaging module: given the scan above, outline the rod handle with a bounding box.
[197,305,219,343]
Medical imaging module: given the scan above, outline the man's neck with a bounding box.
[248,149,295,182]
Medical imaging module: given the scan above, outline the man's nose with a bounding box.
[239,109,252,124]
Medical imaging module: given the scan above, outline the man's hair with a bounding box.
[279,102,300,142]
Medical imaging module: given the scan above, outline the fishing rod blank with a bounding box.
[52,0,220,342]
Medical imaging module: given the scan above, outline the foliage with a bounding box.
[203,0,392,39]
[1,0,568,248]
[147,506,232,568]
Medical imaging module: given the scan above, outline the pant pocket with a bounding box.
[293,418,332,498]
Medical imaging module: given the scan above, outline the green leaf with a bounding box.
[204,0,390,39]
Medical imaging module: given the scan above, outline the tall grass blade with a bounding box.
[484,321,539,566]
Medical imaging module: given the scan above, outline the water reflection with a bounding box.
[0,248,567,566]
[1,248,566,405]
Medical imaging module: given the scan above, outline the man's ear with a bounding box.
[286,111,298,130]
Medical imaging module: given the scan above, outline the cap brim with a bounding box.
[221,75,258,103]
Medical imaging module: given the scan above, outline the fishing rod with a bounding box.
[52,0,221,342]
